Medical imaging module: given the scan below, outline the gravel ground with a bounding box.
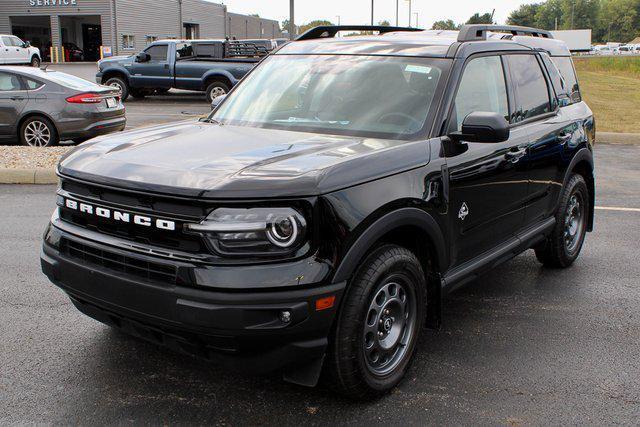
[0,146,72,169]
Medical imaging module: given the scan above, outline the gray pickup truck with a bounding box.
[96,39,267,102]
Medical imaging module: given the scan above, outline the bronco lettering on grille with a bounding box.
[63,198,176,231]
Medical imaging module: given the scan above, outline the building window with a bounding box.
[121,34,135,50]
[145,35,158,45]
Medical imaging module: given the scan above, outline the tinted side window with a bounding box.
[551,56,581,104]
[176,43,194,59]
[0,73,23,91]
[451,56,509,131]
[539,53,564,108]
[2,36,14,47]
[144,45,168,61]
[25,78,44,90]
[506,54,551,121]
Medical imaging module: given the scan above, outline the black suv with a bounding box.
[41,25,595,399]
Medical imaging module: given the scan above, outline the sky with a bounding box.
[217,0,534,29]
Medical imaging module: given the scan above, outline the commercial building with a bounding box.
[0,0,284,61]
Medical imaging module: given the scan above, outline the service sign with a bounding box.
[28,0,78,6]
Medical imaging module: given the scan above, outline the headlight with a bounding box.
[185,207,307,257]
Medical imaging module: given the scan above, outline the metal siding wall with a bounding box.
[227,13,283,39]
[180,0,225,39]
[114,0,181,53]
[0,0,113,47]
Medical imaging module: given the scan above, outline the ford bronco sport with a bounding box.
[41,25,595,400]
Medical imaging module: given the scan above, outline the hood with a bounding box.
[98,55,132,67]
[58,121,431,198]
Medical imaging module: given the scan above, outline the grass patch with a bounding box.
[574,56,640,133]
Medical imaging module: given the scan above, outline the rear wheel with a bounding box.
[30,55,41,67]
[20,116,58,147]
[535,174,589,268]
[105,76,129,101]
[323,244,426,400]
[205,81,230,103]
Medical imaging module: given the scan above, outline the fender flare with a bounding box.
[202,70,236,87]
[332,207,447,284]
[561,147,595,230]
[100,66,132,84]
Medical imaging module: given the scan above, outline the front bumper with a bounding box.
[41,222,345,374]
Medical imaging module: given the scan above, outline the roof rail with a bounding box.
[296,25,422,41]
[457,25,553,42]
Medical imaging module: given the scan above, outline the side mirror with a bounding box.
[23,41,31,48]
[449,112,510,143]
[135,52,150,62]
[210,94,227,110]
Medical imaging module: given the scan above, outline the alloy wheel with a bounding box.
[24,120,51,147]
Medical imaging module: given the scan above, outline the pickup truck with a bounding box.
[96,39,265,102]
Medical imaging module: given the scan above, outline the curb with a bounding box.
[0,168,57,185]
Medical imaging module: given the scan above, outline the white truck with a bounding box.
[0,35,41,66]
[550,29,592,52]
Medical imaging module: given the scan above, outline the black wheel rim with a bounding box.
[362,275,417,376]
[564,192,585,255]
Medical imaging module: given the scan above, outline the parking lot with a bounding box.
[1,142,639,424]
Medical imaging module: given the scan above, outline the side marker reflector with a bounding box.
[315,296,335,311]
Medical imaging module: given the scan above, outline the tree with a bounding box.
[534,0,564,30]
[508,3,543,27]
[598,0,640,42]
[378,20,391,26]
[431,19,459,30]
[466,12,494,25]
[298,20,335,34]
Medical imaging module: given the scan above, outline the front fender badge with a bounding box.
[458,202,469,221]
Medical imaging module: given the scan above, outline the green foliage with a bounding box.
[298,20,335,35]
[574,55,640,76]
[378,20,391,27]
[506,0,640,42]
[432,19,460,30]
[466,13,494,25]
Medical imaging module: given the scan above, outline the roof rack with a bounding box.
[457,25,553,42]
[296,25,422,41]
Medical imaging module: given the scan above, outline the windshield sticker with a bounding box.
[405,65,432,74]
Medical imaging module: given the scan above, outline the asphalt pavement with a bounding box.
[1,143,639,424]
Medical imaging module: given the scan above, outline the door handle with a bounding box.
[558,133,573,144]
[10,96,25,101]
[505,148,527,163]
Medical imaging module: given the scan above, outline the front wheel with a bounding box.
[323,244,426,400]
[30,55,41,67]
[535,174,589,268]
[104,77,129,101]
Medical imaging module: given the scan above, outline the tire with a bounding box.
[323,244,426,400]
[104,76,129,101]
[19,116,58,147]
[535,174,589,268]
[30,55,41,68]
[205,81,230,103]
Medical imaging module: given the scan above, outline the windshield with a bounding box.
[212,55,448,138]
[43,71,102,91]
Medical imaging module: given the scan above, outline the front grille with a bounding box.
[62,238,178,285]
[59,178,210,254]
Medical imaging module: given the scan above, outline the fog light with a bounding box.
[279,310,292,323]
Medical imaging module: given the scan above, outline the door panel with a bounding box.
[444,55,529,267]
[129,44,172,89]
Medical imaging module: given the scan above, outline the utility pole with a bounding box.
[336,15,341,26]
[407,0,412,28]
[289,0,295,38]
[571,1,575,30]
[395,0,399,26]
[371,0,374,26]
[413,12,418,28]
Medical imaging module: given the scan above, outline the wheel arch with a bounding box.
[16,111,60,141]
[101,69,130,85]
[203,71,234,89]
[332,207,447,328]
[564,148,595,232]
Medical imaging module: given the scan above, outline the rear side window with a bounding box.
[1,36,13,47]
[506,54,551,121]
[176,43,194,59]
[451,56,509,131]
[25,78,44,90]
[0,72,23,91]
[144,44,168,61]
[551,56,581,104]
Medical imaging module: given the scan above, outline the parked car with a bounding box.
[0,35,41,67]
[62,42,84,62]
[96,39,266,102]
[0,66,125,147]
[42,25,595,399]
